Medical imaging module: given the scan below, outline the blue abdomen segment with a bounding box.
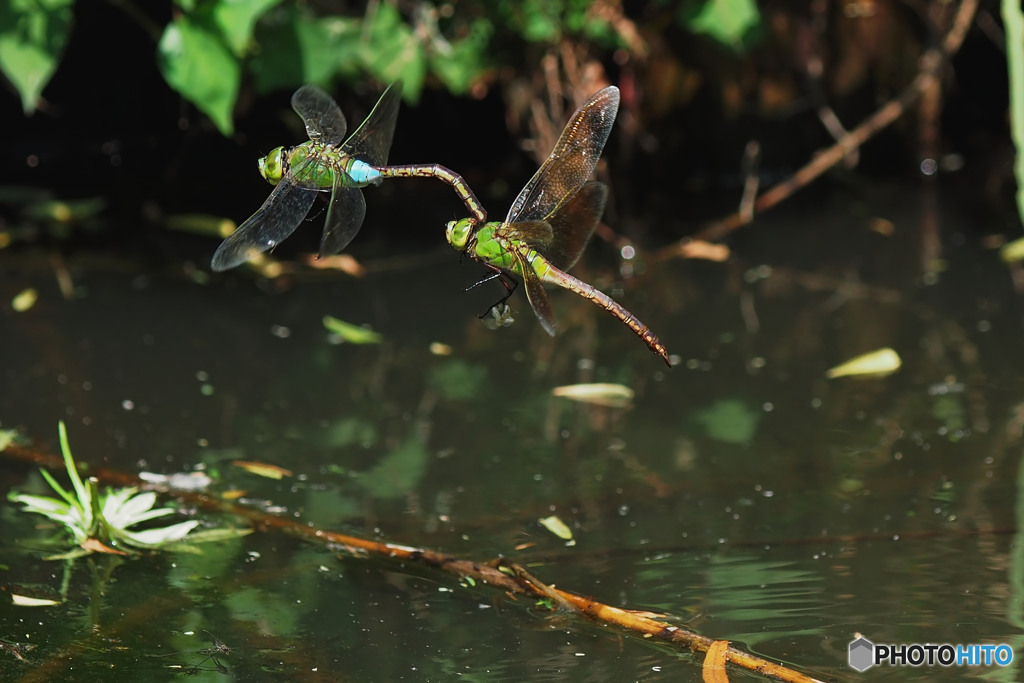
[346,159,381,184]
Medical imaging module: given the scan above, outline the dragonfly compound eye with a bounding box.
[258,147,287,185]
[445,219,474,250]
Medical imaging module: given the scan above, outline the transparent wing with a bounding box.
[318,180,367,257]
[211,177,317,271]
[292,85,348,145]
[521,264,557,336]
[537,181,607,270]
[340,81,403,167]
[505,86,619,225]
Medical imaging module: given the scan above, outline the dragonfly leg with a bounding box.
[475,270,518,320]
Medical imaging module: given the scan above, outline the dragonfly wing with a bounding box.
[497,220,554,253]
[292,85,347,145]
[505,86,619,225]
[318,180,366,257]
[340,81,403,167]
[521,261,557,336]
[541,181,607,270]
[211,178,318,271]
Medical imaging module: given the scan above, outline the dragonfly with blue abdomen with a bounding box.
[445,85,670,365]
[211,81,486,272]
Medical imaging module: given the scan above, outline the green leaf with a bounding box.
[428,18,491,94]
[0,0,73,113]
[693,399,760,446]
[251,11,360,94]
[517,0,561,42]
[323,315,383,344]
[0,428,17,450]
[361,3,426,101]
[212,0,283,56]
[57,421,91,518]
[158,15,240,135]
[681,0,761,51]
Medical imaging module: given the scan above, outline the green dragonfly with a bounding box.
[445,86,670,365]
[212,82,486,272]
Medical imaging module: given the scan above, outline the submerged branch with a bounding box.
[2,441,824,683]
[657,0,980,257]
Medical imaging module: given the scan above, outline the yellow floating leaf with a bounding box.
[81,537,127,555]
[304,253,365,277]
[1000,236,1024,263]
[11,594,60,607]
[538,515,574,541]
[323,315,383,344]
[12,288,37,312]
[232,460,293,479]
[164,213,235,238]
[702,639,731,683]
[679,240,731,262]
[429,342,452,356]
[551,383,634,408]
[826,348,901,379]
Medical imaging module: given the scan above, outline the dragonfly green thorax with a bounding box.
[211,83,403,272]
[212,81,487,273]
[260,142,382,191]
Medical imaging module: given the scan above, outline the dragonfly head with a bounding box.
[445,218,476,251]
[257,147,287,185]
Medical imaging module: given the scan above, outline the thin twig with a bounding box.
[658,0,980,255]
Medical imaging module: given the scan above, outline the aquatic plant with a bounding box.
[9,422,206,558]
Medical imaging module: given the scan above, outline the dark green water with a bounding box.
[1,182,1022,681]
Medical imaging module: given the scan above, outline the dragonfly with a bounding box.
[212,81,486,272]
[445,86,670,365]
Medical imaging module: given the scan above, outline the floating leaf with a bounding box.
[1000,236,1024,263]
[323,315,383,344]
[702,639,731,682]
[429,342,452,356]
[538,515,573,540]
[138,471,213,491]
[679,240,731,262]
[552,383,634,408]
[232,460,293,479]
[164,213,235,238]
[304,253,364,277]
[80,537,127,555]
[826,348,902,379]
[11,288,36,312]
[10,594,60,607]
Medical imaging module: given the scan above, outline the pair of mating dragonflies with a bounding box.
[211,81,670,365]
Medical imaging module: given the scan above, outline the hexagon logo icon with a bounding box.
[848,637,875,672]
